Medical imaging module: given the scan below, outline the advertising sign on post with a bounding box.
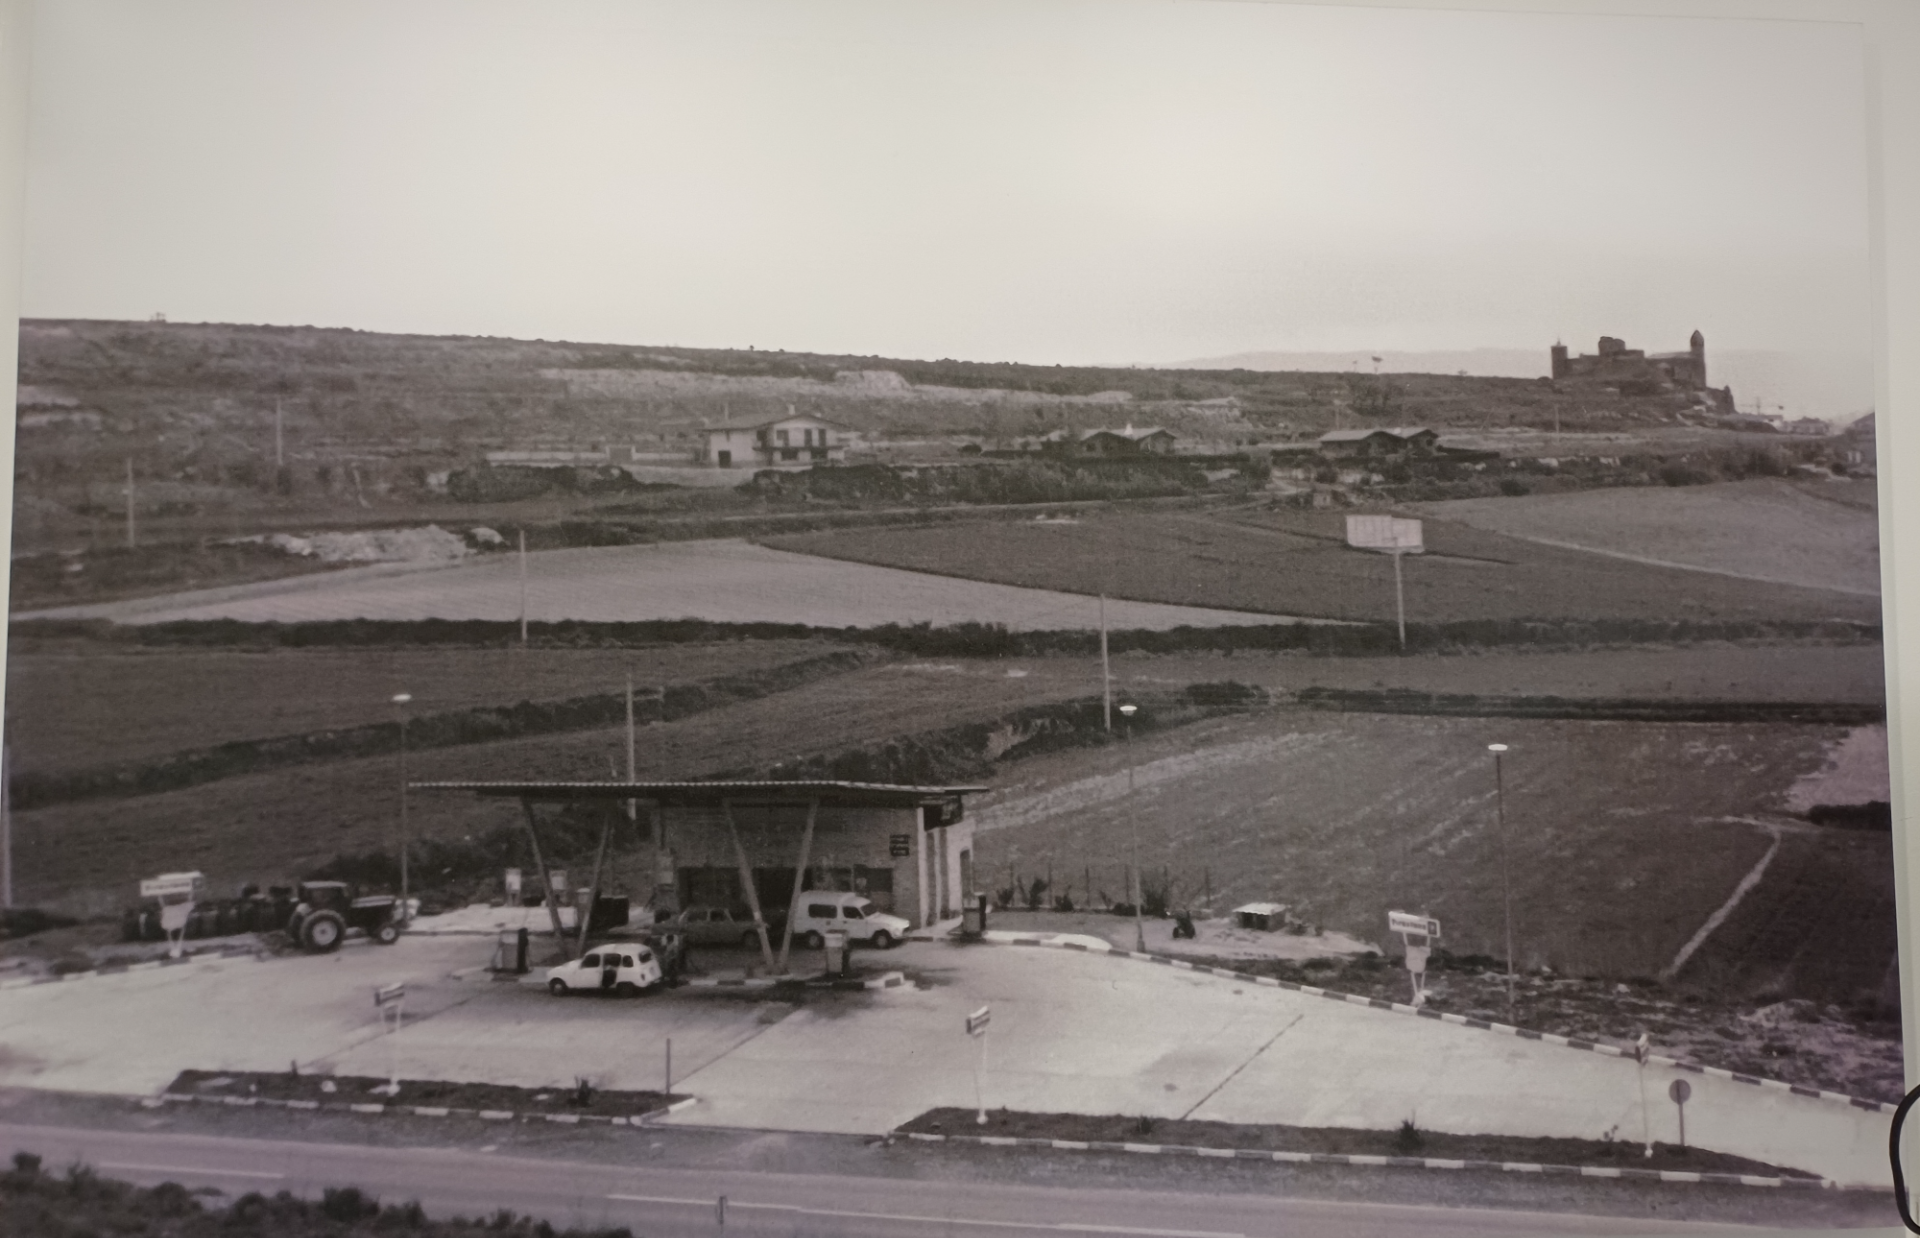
[1345,517,1424,649]
[1345,515,1424,553]
[1387,910,1441,1007]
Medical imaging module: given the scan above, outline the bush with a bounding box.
[1498,477,1530,496]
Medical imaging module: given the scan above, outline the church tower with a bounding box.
[1689,329,1706,387]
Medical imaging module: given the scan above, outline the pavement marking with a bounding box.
[101,1162,285,1180]
[703,1196,1247,1237]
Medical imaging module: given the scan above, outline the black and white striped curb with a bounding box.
[897,1130,1835,1190]
[684,968,906,993]
[985,933,1900,1116]
[149,1091,697,1125]
[0,946,265,991]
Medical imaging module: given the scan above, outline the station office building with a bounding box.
[422,780,984,928]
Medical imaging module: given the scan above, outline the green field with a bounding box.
[766,507,1882,626]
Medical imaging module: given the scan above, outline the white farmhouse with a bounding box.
[703,411,852,469]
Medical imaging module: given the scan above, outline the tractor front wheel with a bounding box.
[300,910,346,953]
[373,921,400,946]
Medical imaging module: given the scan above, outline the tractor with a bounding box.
[286,881,404,952]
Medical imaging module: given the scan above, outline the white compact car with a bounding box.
[546,944,663,997]
[789,893,910,950]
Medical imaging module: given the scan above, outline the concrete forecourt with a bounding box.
[0,917,1890,1190]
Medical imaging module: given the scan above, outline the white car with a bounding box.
[790,893,910,950]
[546,944,663,997]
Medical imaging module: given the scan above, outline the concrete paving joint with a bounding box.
[975,930,1901,1115]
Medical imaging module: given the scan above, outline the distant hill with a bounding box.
[1177,346,1874,422]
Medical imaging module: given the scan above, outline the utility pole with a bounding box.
[1489,743,1514,1020]
[394,694,413,916]
[275,398,284,468]
[1,741,12,909]
[124,458,136,549]
[1100,594,1111,731]
[626,674,638,838]
[1119,703,1144,952]
[518,529,529,647]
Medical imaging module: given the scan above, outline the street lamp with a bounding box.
[1488,742,1513,1019]
[1118,703,1144,953]
[393,693,413,919]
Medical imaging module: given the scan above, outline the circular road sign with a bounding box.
[1668,1079,1692,1105]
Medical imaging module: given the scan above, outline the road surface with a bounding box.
[0,1122,1754,1238]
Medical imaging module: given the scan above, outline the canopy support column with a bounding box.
[776,798,819,975]
[722,798,777,974]
[520,798,571,958]
[575,814,614,957]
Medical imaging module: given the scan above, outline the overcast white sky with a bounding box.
[17,0,1872,368]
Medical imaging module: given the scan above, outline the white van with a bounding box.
[790,893,910,950]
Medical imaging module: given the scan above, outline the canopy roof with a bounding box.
[414,779,986,808]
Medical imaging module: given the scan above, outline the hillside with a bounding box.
[13,318,1733,537]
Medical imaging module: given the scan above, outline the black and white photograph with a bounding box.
[0,1,1912,1233]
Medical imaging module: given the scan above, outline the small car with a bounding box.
[789,892,910,950]
[660,904,785,949]
[545,944,663,997]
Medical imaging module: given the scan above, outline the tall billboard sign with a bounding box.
[1345,516,1424,650]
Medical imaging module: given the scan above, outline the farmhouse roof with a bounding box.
[414,779,988,807]
[1317,426,1434,444]
[705,413,856,433]
[1081,425,1173,441]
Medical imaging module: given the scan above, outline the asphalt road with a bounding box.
[0,1122,1754,1238]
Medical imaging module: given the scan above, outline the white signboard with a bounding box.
[140,872,204,900]
[1387,911,1441,939]
[1346,515,1424,553]
[967,1005,991,1036]
[504,868,523,898]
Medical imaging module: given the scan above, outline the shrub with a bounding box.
[1498,477,1530,496]
[1395,1119,1424,1153]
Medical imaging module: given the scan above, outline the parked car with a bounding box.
[546,944,663,996]
[659,904,784,949]
[789,892,909,950]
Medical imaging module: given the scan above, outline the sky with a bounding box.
[18,0,1873,371]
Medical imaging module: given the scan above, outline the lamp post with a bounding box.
[1488,742,1513,1019]
[1118,703,1144,953]
[394,693,413,918]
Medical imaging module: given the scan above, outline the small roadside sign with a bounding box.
[966,1005,991,1037]
[374,982,406,1008]
[1668,1079,1691,1104]
[140,872,204,901]
[1387,911,1440,939]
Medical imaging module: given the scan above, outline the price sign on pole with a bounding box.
[967,1005,991,1126]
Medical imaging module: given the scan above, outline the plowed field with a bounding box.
[969,709,1891,996]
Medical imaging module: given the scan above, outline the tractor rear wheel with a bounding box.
[300,910,346,953]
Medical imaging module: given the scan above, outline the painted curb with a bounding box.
[980,932,1900,1115]
[153,1090,691,1126]
[895,1130,1837,1190]
[0,947,266,991]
